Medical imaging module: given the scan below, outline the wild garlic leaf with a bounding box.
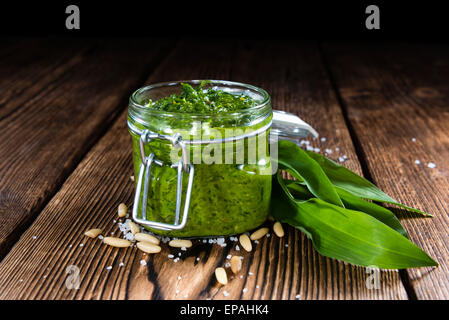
[276,140,343,207]
[271,173,437,269]
[305,151,432,216]
[284,179,408,238]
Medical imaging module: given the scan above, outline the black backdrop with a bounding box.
[0,1,447,42]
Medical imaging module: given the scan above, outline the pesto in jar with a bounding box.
[128,81,272,237]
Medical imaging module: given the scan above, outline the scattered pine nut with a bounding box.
[215,267,228,285]
[128,221,140,234]
[230,256,242,274]
[84,228,102,238]
[118,203,127,218]
[169,239,192,248]
[250,227,269,240]
[103,237,131,248]
[135,232,160,245]
[273,222,285,238]
[239,234,252,252]
[137,241,161,254]
[130,175,135,182]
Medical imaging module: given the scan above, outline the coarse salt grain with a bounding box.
[32,236,37,239]
[119,262,124,267]
[225,262,231,268]
[226,255,232,259]
[321,137,327,142]
[180,247,187,251]
[428,162,436,168]
[256,285,259,289]
[106,266,112,270]
[314,147,320,152]
[168,254,174,259]
[177,276,182,280]
[296,294,301,299]
[249,272,254,276]
[415,160,421,165]
[79,243,83,247]
[242,288,248,293]
[223,290,230,297]
[412,138,416,142]
[306,145,314,151]
[196,257,200,261]
[235,245,240,251]
[140,260,147,266]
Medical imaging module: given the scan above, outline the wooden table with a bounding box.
[0,38,447,300]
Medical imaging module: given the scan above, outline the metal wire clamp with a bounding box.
[132,129,194,231]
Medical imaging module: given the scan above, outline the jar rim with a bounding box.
[129,80,271,118]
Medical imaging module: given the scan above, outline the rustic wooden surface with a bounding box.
[0,38,446,300]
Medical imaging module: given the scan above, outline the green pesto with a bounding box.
[129,83,272,237]
[146,81,257,113]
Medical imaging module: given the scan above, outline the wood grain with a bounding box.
[322,42,449,299]
[0,40,408,299]
[0,38,174,259]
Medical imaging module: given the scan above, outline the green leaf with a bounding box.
[276,140,343,207]
[336,187,409,238]
[272,173,438,269]
[283,179,409,238]
[305,151,432,216]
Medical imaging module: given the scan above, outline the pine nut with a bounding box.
[137,241,161,254]
[118,203,127,217]
[128,221,140,234]
[84,228,102,238]
[169,239,192,248]
[103,237,131,248]
[250,227,269,240]
[273,222,285,237]
[135,233,159,245]
[215,267,228,285]
[230,256,242,274]
[239,234,252,252]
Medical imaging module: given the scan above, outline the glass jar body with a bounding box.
[128,81,273,237]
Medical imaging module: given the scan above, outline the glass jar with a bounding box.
[127,80,317,238]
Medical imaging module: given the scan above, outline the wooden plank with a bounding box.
[0,38,174,258]
[0,40,408,299]
[322,42,449,299]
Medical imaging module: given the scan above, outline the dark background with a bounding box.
[0,1,447,42]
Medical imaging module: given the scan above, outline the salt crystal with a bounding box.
[415,160,421,165]
[428,162,436,168]
[196,257,200,261]
[225,262,231,268]
[223,290,230,297]
[254,240,259,244]
[32,236,37,239]
[180,247,187,251]
[177,276,182,280]
[313,147,320,152]
[240,275,243,278]
[242,288,248,293]
[98,235,104,240]
[106,266,112,270]
[306,145,314,151]
[266,233,270,238]
[296,294,301,299]
[184,294,188,298]
[79,243,83,247]
[176,290,180,295]
[325,148,333,154]
[285,244,289,247]
[335,147,340,151]
[321,137,327,142]
[338,157,346,163]
[168,254,174,259]
[412,138,416,142]
[173,258,179,263]
[249,272,254,276]
[226,255,232,259]
[140,260,147,266]
[256,285,259,289]
[235,245,240,251]
[178,252,181,256]
[119,262,124,267]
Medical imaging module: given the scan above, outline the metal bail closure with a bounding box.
[132,129,194,231]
